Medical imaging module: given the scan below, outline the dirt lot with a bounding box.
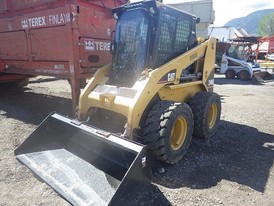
[0,74,274,206]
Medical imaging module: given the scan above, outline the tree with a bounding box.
[257,13,274,36]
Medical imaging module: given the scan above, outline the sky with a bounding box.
[163,0,274,26]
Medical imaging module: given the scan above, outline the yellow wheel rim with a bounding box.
[208,103,217,129]
[170,116,187,151]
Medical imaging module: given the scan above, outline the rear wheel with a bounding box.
[237,70,250,81]
[17,78,29,87]
[143,101,193,164]
[190,91,221,139]
[225,69,236,79]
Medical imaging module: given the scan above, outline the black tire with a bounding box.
[17,78,29,87]
[225,69,236,79]
[237,70,250,81]
[190,91,221,139]
[67,78,87,88]
[142,101,194,164]
[4,78,29,87]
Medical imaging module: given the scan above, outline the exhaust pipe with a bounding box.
[15,113,152,206]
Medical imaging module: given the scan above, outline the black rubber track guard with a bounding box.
[15,112,152,206]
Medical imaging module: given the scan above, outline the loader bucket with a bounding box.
[251,71,273,83]
[15,113,152,206]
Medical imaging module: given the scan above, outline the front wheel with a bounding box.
[142,101,194,164]
[190,91,221,139]
[237,70,250,81]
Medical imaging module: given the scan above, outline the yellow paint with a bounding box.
[78,38,216,139]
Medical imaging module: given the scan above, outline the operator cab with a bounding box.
[110,0,198,86]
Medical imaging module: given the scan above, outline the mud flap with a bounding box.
[15,113,152,206]
[251,71,273,83]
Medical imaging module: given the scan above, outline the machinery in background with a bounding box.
[256,35,274,60]
[220,42,260,80]
[256,36,274,70]
[219,37,273,82]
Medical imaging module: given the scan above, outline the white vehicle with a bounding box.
[220,43,261,81]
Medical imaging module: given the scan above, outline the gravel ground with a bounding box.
[0,74,273,206]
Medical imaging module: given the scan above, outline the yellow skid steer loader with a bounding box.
[15,1,221,205]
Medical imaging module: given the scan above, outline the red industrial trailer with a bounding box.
[0,0,127,113]
[257,36,274,60]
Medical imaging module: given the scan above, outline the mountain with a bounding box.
[224,9,274,35]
